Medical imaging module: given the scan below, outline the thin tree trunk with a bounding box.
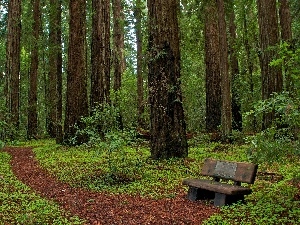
[90,0,111,109]
[257,0,283,129]
[47,0,63,143]
[204,0,221,133]
[64,0,88,144]
[5,0,21,132]
[112,0,125,130]
[242,6,257,131]
[228,4,242,131]
[135,0,145,128]
[148,0,188,159]
[217,0,232,138]
[48,0,62,138]
[112,0,125,91]
[279,0,293,92]
[27,0,41,139]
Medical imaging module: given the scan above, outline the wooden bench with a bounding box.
[182,158,258,207]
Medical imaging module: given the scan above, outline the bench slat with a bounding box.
[201,158,258,184]
[183,178,252,195]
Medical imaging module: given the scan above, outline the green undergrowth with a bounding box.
[7,138,300,224]
[30,140,250,199]
[0,151,84,225]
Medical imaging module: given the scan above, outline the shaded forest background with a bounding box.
[1,0,300,152]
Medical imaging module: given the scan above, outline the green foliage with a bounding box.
[270,42,300,94]
[180,3,206,132]
[115,68,147,128]
[0,117,21,142]
[0,151,84,224]
[244,91,300,165]
[246,127,300,165]
[71,103,120,146]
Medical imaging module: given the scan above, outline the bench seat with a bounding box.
[182,178,252,195]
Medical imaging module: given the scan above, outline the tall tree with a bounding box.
[27,0,41,139]
[56,0,63,144]
[257,0,283,129]
[240,1,258,132]
[90,0,110,108]
[135,0,145,128]
[279,0,293,92]
[112,0,125,92]
[112,0,125,129]
[204,0,221,133]
[228,2,242,131]
[64,0,88,144]
[148,0,188,159]
[217,0,232,137]
[279,0,293,43]
[5,0,21,130]
[48,0,63,141]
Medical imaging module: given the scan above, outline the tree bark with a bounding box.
[279,0,293,43]
[204,0,221,133]
[64,0,88,144]
[27,0,41,139]
[47,0,63,143]
[112,0,125,92]
[279,0,293,92]
[56,0,63,144]
[242,5,257,131]
[112,0,125,130]
[217,0,232,138]
[257,0,283,129]
[48,0,62,139]
[5,0,21,131]
[148,0,188,159]
[90,0,111,108]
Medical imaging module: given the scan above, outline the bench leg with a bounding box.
[214,193,245,207]
[187,186,200,201]
[187,187,215,201]
[214,193,226,207]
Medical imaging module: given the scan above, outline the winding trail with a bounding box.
[4,147,219,224]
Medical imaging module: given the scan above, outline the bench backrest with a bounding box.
[201,158,258,184]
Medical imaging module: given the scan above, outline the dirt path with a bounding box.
[4,147,219,225]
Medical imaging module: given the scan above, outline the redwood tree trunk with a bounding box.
[27,0,41,139]
[48,0,62,138]
[112,0,125,92]
[279,0,293,92]
[56,0,63,144]
[90,0,110,108]
[64,0,88,144]
[48,0,63,142]
[204,0,221,133]
[112,0,125,130]
[5,0,21,131]
[148,0,188,159]
[218,0,232,137]
[257,0,283,129]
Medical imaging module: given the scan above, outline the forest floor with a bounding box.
[4,147,219,225]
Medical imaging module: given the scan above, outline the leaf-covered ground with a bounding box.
[3,147,219,224]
